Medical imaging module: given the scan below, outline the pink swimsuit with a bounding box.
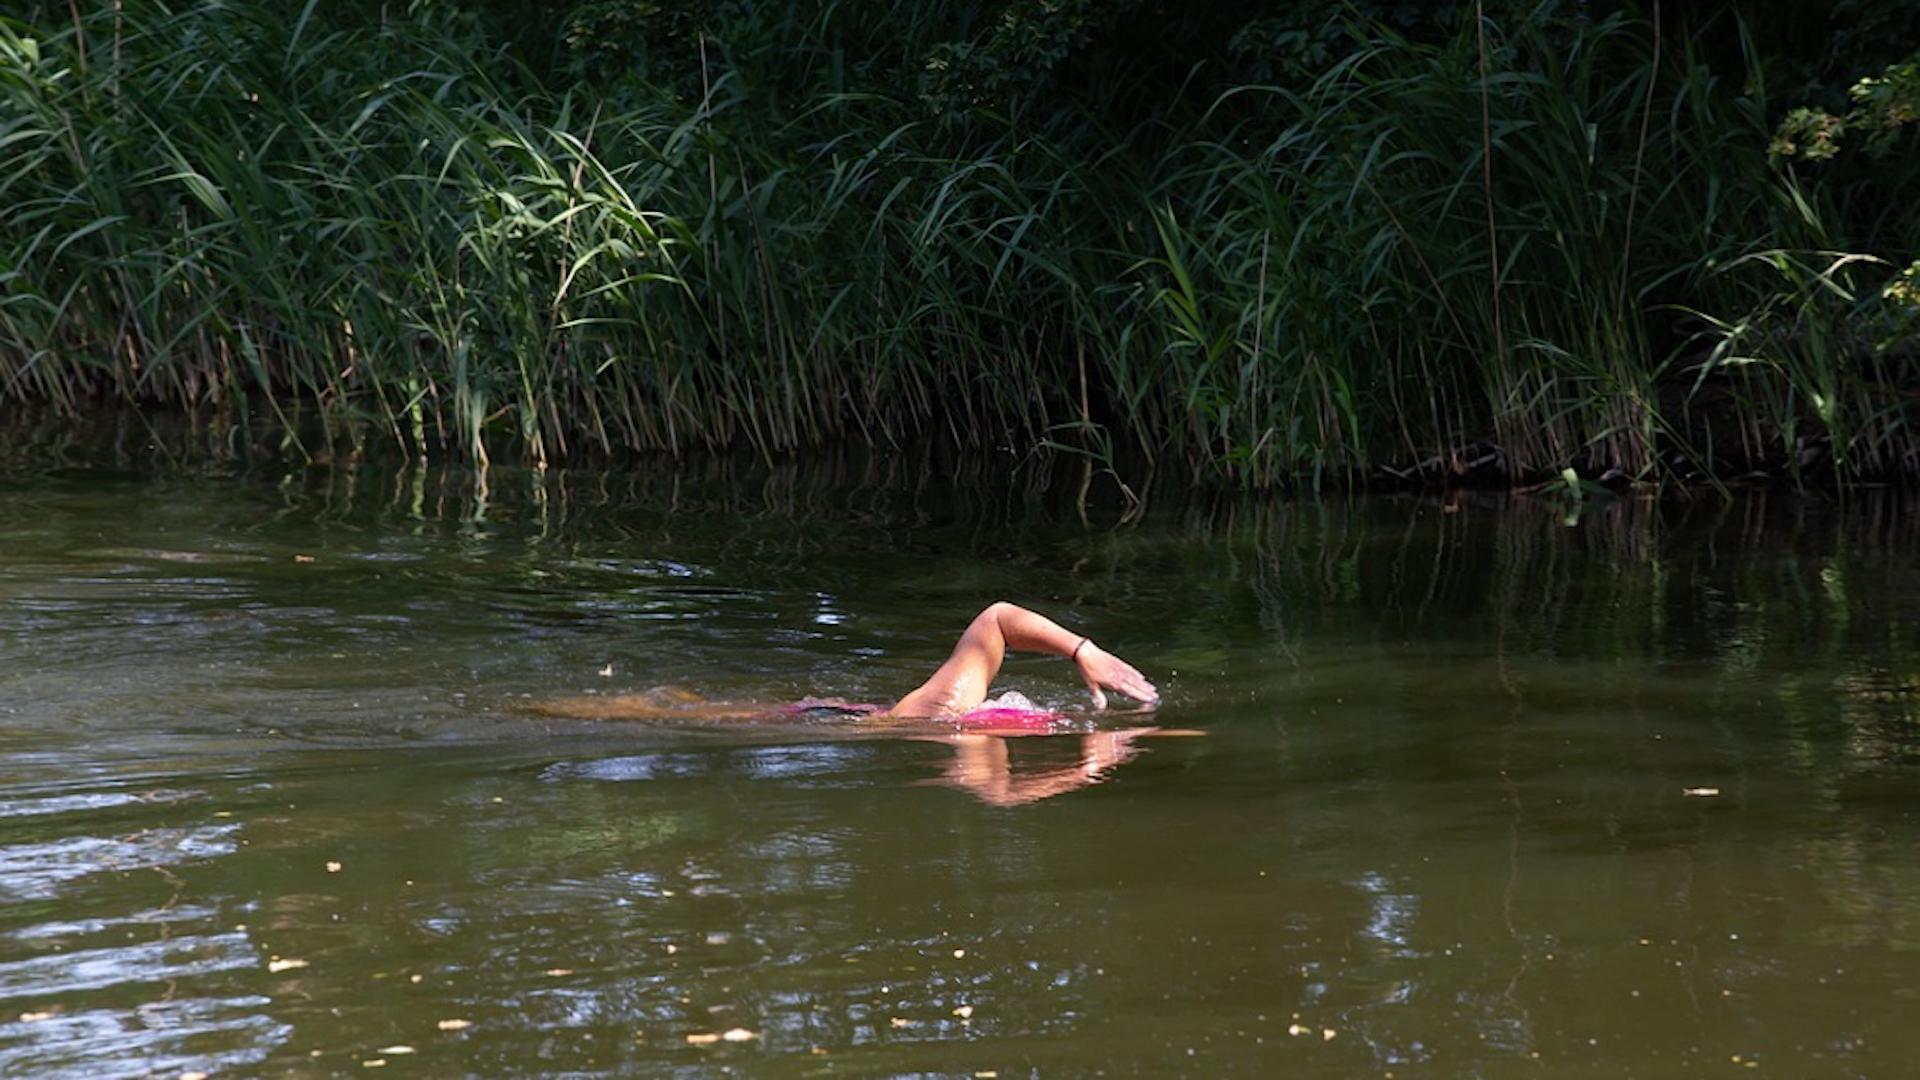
[783,694,1066,731]
[953,704,1066,730]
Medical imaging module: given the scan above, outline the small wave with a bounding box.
[0,789,202,820]
[0,825,238,900]
[10,904,221,943]
[0,993,288,1080]
[0,932,256,1001]
[542,753,713,782]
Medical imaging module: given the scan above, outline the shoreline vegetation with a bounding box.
[2,1,1915,490]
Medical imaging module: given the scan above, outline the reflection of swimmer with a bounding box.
[532,601,1159,727]
[923,726,1197,807]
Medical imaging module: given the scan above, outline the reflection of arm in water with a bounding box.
[889,602,1159,718]
[924,729,1154,807]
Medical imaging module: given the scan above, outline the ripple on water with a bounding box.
[0,789,201,820]
[542,744,884,786]
[10,903,222,943]
[0,932,256,1001]
[562,557,707,579]
[542,753,713,783]
[734,743,879,782]
[0,994,289,1080]
[0,825,238,900]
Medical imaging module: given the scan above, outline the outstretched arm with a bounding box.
[889,601,1158,717]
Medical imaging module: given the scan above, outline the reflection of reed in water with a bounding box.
[1149,485,1920,904]
[1209,489,1920,683]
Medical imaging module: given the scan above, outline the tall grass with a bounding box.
[2,2,1914,486]
[0,3,1092,465]
[1126,10,1914,486]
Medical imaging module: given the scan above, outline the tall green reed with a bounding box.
[2,2,1912,486]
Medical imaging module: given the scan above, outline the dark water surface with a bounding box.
[1,458,1917,1077]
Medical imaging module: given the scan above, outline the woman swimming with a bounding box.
[531,601,1158,727]
[890,600,1158,719]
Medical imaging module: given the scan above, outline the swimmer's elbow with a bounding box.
[974,600,1015,627]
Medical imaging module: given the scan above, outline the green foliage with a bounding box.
[1,0,1915,486]
[922,0,1112,116]
[1773,53,1919,160]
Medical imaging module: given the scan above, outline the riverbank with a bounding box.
[3,3,1914,488]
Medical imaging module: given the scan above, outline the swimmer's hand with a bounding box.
[1073,642,1159,711]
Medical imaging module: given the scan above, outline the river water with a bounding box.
[0,456,1916,1076]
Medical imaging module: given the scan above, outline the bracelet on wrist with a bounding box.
[1071,637,1092,661]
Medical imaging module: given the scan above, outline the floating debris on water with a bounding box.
[326,860,343,873]
[953,1005,974,1019]
[686,1033,722,1046]
[377,1046,415,1055]
[437,1019,472,1031]
[722,1028,757,1042]
[268,958,309,973]
[1682,787,1721,798]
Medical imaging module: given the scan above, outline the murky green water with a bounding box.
[2,457,1917,1076]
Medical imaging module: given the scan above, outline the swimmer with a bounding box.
[530,601,1158,726]
[890,600,1158,718]
[532,602,1178,805]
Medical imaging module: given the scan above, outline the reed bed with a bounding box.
[2,2,1914,487]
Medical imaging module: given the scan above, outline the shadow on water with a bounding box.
[0,450,1918,1073]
